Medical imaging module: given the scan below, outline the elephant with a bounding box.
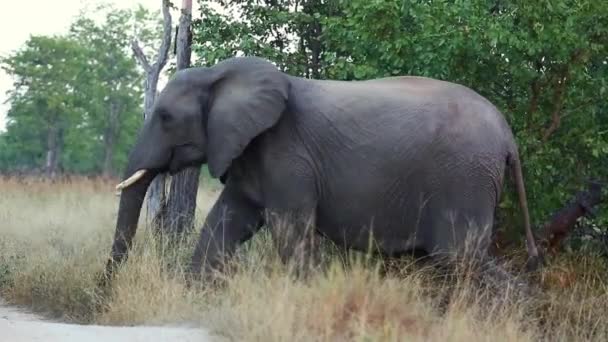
[105,56,541,281]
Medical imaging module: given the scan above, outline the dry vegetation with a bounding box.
[0,176,607,341]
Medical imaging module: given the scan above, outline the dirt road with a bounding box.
[0,301,215,342]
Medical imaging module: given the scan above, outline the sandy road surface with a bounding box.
[0,300,216,342]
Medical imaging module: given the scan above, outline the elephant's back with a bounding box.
[292,76,512,155]
[297,76,507,123]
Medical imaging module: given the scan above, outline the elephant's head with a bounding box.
[107,56,290,273]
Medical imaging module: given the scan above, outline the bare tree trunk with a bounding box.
[145,79,167,230]
[45,120,62,179]
[45,125,57,177]
[131,0,172,229]
[102,101,119,178]
[176,0,193,71]
[163,0,199,238]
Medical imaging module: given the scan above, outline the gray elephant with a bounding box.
[106,56,540,280]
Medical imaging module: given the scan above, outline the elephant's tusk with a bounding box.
[115,169,148,194]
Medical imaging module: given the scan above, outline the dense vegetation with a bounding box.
[1,0,606,246]
[0,4,160,177]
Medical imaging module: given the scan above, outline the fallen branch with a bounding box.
[538,180,604,254]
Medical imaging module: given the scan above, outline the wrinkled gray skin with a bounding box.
[105,56,540,280]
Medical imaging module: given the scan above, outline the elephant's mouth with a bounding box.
[116,144,206,193]
[168,143,207,174]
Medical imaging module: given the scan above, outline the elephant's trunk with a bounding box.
[104,166,158,279]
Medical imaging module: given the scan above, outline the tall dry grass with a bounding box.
[0,176,606,341]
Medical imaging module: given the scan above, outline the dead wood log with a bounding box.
[538,180,604,254]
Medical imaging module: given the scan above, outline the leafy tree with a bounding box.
[0,36,91,176]
[193,0,341,77]
[0,5,160,177]
[68,5,147,177]
[0,99,49,171]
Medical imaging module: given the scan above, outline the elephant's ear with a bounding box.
[206,57,290,179]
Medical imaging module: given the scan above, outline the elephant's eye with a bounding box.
[159,111,173,123]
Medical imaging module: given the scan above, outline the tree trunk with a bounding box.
[45,120,62,179]
[144,73,167,230]
[163,0,200,238]
[102,101,119,178]
[165,168,199,236]
[130,0,172,230]
[175,0,193,71]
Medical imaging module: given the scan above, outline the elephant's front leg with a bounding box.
[266,209,323,277]
[189,184,262,280]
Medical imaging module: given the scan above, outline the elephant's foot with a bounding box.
[476,256,550,310]
[267,211,323,279]
[428,253,543,315]
[281,233,324,279]
[524,253,545,273]
[479,259,528,295]
[185,250,238,289]
[291,241,324,279]
[184,267,221,289]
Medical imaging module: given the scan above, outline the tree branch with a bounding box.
[526,77,541,128]
[561,98,597,118]
[154,0,173,71]
[538,181,604,254]
[131,0,172,74]
[541,50,587,143]
[131,39,151,72]
[541,73,567,142]
[175,0,192,70]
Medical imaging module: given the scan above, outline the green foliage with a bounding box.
[193,0,340,77]
[0,35,92,173]
[0,5,164,176]
[67,5,148,175]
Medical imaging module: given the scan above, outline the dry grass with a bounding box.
[0,176,607,341]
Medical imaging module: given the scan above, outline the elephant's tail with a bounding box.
[508,150,542,271]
